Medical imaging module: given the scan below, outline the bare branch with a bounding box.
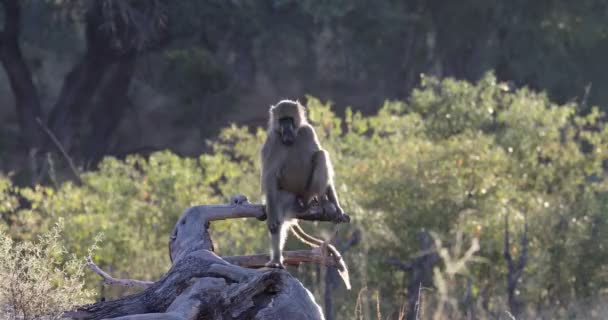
[224,249,343,269]
[503,212,528,317]
[517,214,528,271]
[86,257,154,288]
[504,213,512,265]
[87,247,343,290]
[169,194,352,289]
[191,194,350,223]
[36,118,83,185]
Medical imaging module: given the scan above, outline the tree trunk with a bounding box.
[46,50,113,153]
[81,54,137,166]
[0,0,44,150]
[503,213,528,318]
[69,194,351,320]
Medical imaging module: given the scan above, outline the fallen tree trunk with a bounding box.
[67,194,351,320]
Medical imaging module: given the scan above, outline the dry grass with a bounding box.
[354,232,482,320]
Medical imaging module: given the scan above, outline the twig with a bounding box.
[354,286,368,320]
[504,310,516,320]
[581,82,592,109]
[36,117,82,185]
[86,257,154,288]
[375,289,381,320]
[415,282,422,320]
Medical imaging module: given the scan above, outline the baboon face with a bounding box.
[278,117,296,145]
[270,100,306,146]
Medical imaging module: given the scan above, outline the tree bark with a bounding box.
[46,1,118,153]
[0,0,44,150]
[69,194,350,320]
[81,54,137,166]
[47,0,167,156]
[0,0,152,176]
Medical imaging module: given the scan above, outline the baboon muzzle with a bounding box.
[279,118,296,146]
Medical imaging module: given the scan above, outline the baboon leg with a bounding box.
[267,229,283,268]
[266,190,296,268]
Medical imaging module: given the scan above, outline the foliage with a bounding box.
[0,221,95,320]
[1,127,268,293]
[2,73,608,318]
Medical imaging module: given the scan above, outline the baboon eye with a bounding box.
[279,117,294,127]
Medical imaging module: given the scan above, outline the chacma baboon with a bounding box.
[261,99,346,270]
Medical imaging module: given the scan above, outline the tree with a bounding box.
[0,0,167,177]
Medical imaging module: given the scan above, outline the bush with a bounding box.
[0,221,95,320]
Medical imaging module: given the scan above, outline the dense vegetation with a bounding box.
[2,74,608,319]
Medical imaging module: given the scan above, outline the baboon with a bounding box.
[261,99,346,270]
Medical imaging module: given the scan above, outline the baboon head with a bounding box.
[269,100,307,146]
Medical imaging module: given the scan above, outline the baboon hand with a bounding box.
[335,205,344,216]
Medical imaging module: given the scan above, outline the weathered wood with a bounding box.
[85,257,154,288]
[224,249,341,268]
[70,194,350,319]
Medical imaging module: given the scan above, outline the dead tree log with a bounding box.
[68,194,351,320]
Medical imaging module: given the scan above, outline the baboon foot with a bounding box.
[309,197,321,208]
[265,260,285,269]
[294,196,308,212]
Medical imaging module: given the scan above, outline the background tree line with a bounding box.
[1,0,607,178]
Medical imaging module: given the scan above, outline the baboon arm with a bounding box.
[309,150,343,214]
[307,150,331,201]
[326,184,343,215]
[260,139,274,195]
[297,124,322,146]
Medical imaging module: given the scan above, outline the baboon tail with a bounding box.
[290,223,323,247]
[290,223,351,290]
